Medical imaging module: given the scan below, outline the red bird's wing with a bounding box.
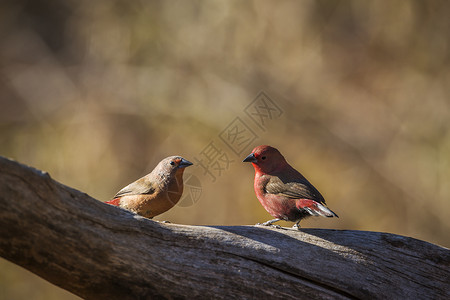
[113,178,156,198]
[265,176,337,217]
[265,175,326,204]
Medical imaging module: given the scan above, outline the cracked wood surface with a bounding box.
[0,156,449,299]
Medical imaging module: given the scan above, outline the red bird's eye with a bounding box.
[261,156,266,160]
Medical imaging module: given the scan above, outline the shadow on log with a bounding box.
[0,156,449,299]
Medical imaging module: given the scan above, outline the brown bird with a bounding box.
[243,145,338,228]
[106,156,193,219]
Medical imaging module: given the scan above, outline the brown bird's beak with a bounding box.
[178,158,193,168]
[243,153,257,163]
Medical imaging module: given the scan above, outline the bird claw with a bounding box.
[158,220,171,223]
[292,224,301,230]
[255,223,282,229]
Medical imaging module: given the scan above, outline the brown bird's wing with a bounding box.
[265,175,325,204]
[113,178,156,198]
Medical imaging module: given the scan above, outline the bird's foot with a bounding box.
[158,220,171,223]
[255,223,283,229]
[292,223,301,230]
[256,218,281,226]
[256,218,283,229]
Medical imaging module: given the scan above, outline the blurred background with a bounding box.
[1,0,449,299]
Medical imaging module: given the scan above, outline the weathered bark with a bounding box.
[0,156,448,300]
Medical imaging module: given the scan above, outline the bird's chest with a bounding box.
[166,173,184,203]
[254,174,297,220]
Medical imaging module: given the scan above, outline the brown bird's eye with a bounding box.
[261,156,266,160]
[170,161,175,165]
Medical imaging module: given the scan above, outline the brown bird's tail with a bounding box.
[296,199,339,218]
[105,198,121,206]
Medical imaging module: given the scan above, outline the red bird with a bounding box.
[106,156,193,219]
[243,145,338,228]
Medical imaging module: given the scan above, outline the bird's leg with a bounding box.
[263,219,281,226]
[256,218,281,228]
[292,220,301,230]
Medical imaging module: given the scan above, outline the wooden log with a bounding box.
[0,156,448,299]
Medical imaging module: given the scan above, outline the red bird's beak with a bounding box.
[243,153,257,163]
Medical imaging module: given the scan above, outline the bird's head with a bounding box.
[158,156,193,177]
[243,145,287,174]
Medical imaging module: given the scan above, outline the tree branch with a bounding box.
[0,156,448,299]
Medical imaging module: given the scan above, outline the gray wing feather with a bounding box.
[114,178,156,198]
[265,176,325,203]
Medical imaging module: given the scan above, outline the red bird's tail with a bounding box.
[105,198,121,206]
[296,199,339,218]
